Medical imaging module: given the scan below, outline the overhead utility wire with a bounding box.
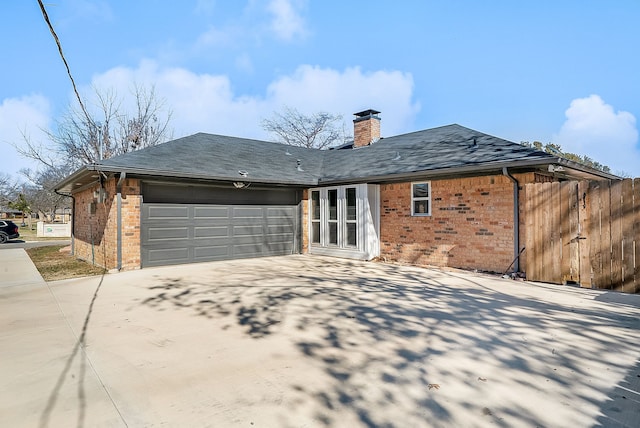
[37,0,93,126]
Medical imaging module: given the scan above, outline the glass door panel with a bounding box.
[328,189,338,245]
[311,190,320,244]
[345,187,357,246]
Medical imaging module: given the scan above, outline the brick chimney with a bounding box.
[353,109,381,148]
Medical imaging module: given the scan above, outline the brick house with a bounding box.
[55,110,615,273]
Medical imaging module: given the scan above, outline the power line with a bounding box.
[37,0,93,127]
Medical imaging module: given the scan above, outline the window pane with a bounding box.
[346,187,356,221]
[311,191,320,220]
[312,222,320,244]
[346,222,357,246]
[329,222,338,244]
[414,200,429,215]
[328,189,338,220]
[413,183,429,198]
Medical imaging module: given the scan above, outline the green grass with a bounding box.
[26,245,107,281]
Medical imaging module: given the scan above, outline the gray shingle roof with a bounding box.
[318,124,556,182]
[56,124,615,192]
[99,133,324,186]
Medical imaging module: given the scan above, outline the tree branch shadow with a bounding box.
[138,257,640,427]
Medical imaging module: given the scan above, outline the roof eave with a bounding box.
[554,158,620,180]
[316,158,579,185]
[58,164,318,193]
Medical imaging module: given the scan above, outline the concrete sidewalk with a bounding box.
[1,255,639,427]
[0,248,46,287]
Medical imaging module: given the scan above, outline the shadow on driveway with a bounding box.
[136,256,640,427]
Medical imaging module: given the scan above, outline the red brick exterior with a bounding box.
[354,116,381,148]
[73,178,141,270]
[71,171,550,273]
[301,189,309,254]
[379,174,534,273]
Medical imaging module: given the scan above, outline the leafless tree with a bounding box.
[16,84,172,170]
[19,167,70,222]
[262,106,350,149]
[0,173,18,207]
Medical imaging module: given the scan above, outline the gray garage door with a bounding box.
[141,203,298,267]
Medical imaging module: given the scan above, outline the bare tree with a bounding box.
[16,84,172,170]
[0,173,18,207]
[262,106,350,149]
[20,167,70,222]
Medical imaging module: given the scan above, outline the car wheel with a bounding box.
[0,233,7,244]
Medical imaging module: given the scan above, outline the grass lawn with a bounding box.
[26,245,107,281]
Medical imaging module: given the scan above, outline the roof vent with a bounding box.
[238,170,248,177]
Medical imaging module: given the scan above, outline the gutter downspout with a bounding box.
[116,172,126,271]
[502,167,520,272]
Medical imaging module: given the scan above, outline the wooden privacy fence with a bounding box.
[524,179,640,293]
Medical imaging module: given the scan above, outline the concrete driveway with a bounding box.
[1,255,639,428]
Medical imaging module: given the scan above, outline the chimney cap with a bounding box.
[354,109,381,118]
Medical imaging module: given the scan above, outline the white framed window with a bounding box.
[411,181,431,216]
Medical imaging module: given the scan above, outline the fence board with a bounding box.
[635,179,640,293]
[564,182,579,282]
[578,180,591,288]
[610,181,623,291]
[531,182,543,281]
[589,181,605,288]
[524,184,535,280]
[550,182,562,282]
[621,180,634,292]
[541,182,553,283]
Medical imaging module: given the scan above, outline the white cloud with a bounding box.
[553,95,639,176]
[195,0,216,16]
[88,60,419,141]
[267,0,307,42]
[0,95,51,177]
[266,65,420,136]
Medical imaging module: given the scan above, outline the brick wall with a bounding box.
[73,178,141,270]
[301,189,309,253]
[380,175,522,273]
[354,117,381,148]
[120,179,142,270]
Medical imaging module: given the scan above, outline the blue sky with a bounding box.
[1,0,639,178]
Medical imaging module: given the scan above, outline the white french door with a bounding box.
[310,186,358,249]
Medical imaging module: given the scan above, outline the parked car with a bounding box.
[0,220,20,243]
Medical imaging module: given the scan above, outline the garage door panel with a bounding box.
[266,223,294,233]
[146,205,190,220]
[233,225,263,237]
[142,203,298,267]
[233,242,264,256]
[146,226,190,241]
[147,247,190,264]
[264,234,294,244]
[266,207,294,217]
[194,226,229,238]
[265,242,294,253]
[232,207,264,218]
[194,245,230,259]
[194,206,230,219]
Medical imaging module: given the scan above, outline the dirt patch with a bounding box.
[26,245,107,281]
